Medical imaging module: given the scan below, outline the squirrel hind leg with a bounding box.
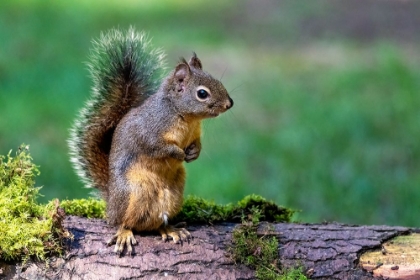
[158,224,191,244]
[106,226,137,256]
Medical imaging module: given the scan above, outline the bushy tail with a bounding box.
[68,27,166,193]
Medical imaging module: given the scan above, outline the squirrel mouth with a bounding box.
[208,112,220,118]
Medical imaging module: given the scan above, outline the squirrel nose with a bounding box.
[225,97,233,110]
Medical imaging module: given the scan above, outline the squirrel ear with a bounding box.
[188,52,202,70]
[173,59,191,93]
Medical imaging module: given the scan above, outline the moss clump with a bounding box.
[278,267,307,280]
[61,198,106,218]
[0,145,67,262]
[174,195,230,223]
[232,194,294,223]
[231,207,307,280]
[174,194,294,224]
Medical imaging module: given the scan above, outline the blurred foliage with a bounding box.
[1,0,419,226]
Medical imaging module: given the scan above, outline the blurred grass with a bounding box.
[1,0,419,227]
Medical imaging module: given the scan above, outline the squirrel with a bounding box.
[68,27,233,255]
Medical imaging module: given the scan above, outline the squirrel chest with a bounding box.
[163,117,200,150]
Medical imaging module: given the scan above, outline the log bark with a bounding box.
[266,223,415,279]
[0,216,415,280]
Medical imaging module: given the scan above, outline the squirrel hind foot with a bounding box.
[107,226,137,257]
[158,224,191,244]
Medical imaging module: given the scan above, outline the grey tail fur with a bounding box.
[68,27,166,194]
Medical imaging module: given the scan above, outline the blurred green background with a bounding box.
[1,0,419,227]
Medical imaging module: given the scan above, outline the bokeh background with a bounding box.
[1,0,419,227]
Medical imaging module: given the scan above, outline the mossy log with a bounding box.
[1,216,418,279]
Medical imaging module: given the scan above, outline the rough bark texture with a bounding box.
[265,223,411,279]
[0,216,413,280]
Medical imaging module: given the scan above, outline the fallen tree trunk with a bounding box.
[0,216,417,279]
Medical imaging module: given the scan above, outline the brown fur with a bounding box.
[105,55,232,239]
[75,36,233,254]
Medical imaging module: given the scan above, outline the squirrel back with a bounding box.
[68,28,165,193]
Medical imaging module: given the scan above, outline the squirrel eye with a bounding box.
[197,89,209,99]
[196,88,210,100]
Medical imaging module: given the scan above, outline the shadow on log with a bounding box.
[1,216,417,279]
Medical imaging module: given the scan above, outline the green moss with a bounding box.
[173,195,231,223]
[174,194,294,224]
[233,194,295,223]
[0,145,67,262]
[61,198,106,218]
[277,267,307,280]
[231,207,307,280]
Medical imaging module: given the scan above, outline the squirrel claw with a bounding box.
[107,227,137,256]
[185,144,200,163]
[159,225,191,244]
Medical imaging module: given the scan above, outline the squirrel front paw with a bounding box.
[106,226,137,256]
[166,145,186,161]
[184,143,200,163]
[158,224,191,244]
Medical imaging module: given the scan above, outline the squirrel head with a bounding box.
[163,53,233,119]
